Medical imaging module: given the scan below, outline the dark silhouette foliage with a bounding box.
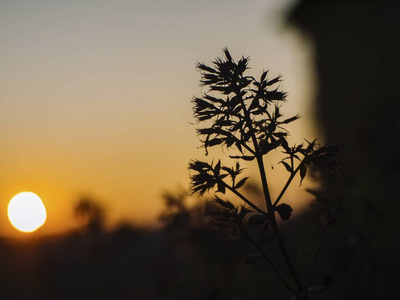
[74,196,106,234]
[189,48,338,298]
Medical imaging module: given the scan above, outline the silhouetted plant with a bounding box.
[75,196,106,234]
[159,189,215,230]
[159,190,192,229]
[189,49,339,298]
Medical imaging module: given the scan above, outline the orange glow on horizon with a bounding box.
[0,0,315,238]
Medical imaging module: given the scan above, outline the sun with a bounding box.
[8,192,47,233]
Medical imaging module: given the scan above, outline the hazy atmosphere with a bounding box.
[0,0,315,236]
[1,1,400,299]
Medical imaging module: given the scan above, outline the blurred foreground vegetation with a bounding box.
[0,190,398,299]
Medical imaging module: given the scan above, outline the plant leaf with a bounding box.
[299,164,307,186]
[275,203,293,221]
[249,98,259,110]
[280,160,292,173]
[235,177,248,189]
[229,155,255,161]
[214,160,221,175]
[247,214,267,225]
[217,182,226,194]
[214,196,234,210]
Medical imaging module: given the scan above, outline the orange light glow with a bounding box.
[8,192,47,233]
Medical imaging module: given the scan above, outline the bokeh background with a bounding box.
[0,0,316,237]
[1,0,399,299]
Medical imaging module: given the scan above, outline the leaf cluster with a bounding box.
[189,159,248,195]
[193,48,298,157]
[210,196,252,230]
[280,139,339,185]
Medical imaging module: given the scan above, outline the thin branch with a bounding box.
[234,87,274,212]
[241,226,298,294]
[274,231,304,292]
[228,132,256,155]
[273,160,305,208]
[235,86,304,293]
[305,224,327,289]
[220,180,267,217]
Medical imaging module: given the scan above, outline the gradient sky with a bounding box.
[0,0,318,237]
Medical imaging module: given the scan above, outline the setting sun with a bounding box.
[8,192,47,233]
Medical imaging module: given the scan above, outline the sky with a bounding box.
[0,0,318,237]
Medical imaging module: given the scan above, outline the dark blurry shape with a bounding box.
[243,179,263,196]
[289,0,400,184]
[289,0,400,298]
[159,189,208,230]
[74,196,106,234]
[306,187,342,228]
[159,189,190,229]
[157,189,250,299]
[275,203,293,221]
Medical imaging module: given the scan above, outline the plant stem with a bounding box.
[241,226,298,294]
[227,132,256,155]
[273,160,305,208]
[234,87,273,211]
[221,181,267,216]
[254,242,298,294]
[305,224,327,289]
[256,154,304,293]
[235,85,304,293]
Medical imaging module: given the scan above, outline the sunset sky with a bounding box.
[0,0,318,237]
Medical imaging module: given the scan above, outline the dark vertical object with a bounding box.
[289,0,400,298]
